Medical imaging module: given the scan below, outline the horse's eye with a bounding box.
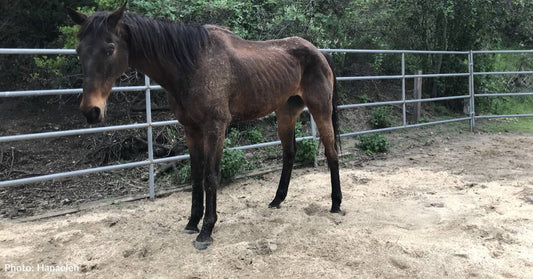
[105,43,115,56]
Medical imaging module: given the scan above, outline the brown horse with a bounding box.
[68,4,342,250]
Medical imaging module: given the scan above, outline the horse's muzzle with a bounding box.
[83,107,101,124]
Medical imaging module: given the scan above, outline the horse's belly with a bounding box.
[225,44,303,122]
[229,97,285,122]
[229,77,300,122]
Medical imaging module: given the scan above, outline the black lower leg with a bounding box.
[183,128,205,234]
[184,183,203,233]
[328,157,342,213]
[194,175,218,250]
[269,137,296,208]
[193,125,224,250]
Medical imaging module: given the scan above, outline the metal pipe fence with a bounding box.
[1,48,532,195]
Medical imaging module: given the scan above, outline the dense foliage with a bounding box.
[1,1,531,107]
[2,0,532,87]
[357,133,390,155]
[1,0,532,111]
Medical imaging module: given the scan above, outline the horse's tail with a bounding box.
[321,51,341,152]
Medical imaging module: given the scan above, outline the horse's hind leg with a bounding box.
[303,89,342,213]
[318,117,342,213]
[269,96,305,208]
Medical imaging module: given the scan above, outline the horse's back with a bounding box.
[205,25,327,71]
[201,26,333,122]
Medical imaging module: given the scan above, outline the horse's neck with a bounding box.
[127,46,187,93]
[128,54,164,83]
[122,16,208,93]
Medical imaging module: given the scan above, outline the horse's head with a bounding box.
[68,4,129,124]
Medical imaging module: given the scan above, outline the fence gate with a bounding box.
[1,48,532,198]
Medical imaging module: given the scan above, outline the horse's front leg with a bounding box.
[193,121,227,250]
[183,126,204,234]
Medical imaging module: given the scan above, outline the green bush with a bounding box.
[358,94,371,103]
[296,139,318,164]
[31,55,81,89]
[225,128,242,147]
[370,106,393,129]
[220,148,247,181]
[247,128,265,143]
[178,147,247,183]
[357,134,390,155]
[222,129,247,180]
[293,120,318,164]
[179,163,191,183]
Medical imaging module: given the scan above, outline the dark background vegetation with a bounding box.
[2,0,533,110]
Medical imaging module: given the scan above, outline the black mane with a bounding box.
[78,12,210,75]
[123,13,209,75]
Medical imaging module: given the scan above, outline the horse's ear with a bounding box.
[107,2,127,30]
[67,8,88,25]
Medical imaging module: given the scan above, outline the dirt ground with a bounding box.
[1,131,532,278]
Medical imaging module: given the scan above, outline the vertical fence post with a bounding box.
[413,70,422,123]
[468,50,476,132]
[401,52,407,126]
[145,75,155,199]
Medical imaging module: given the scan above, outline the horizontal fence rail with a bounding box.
[1,48,532,196]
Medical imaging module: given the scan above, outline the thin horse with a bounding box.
[68,4,342,250]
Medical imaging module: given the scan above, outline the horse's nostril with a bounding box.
[90,107,100,118]
[84,107,101,124]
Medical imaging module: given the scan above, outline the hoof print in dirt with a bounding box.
[122,246,148,258]
[104,217,119,227]
[303,203,322,216]
[248,239,278,255]
[80,264,99,273]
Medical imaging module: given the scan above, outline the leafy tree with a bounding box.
[1,0,532,109]
[0,0,92,90]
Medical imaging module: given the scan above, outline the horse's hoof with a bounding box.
[330,207,345,216]
[183,225,199,234]
[193,237,213,250]
[183,228,199,234]
[268,202,281,209]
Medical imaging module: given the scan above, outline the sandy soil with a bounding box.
[1,132,532,278]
